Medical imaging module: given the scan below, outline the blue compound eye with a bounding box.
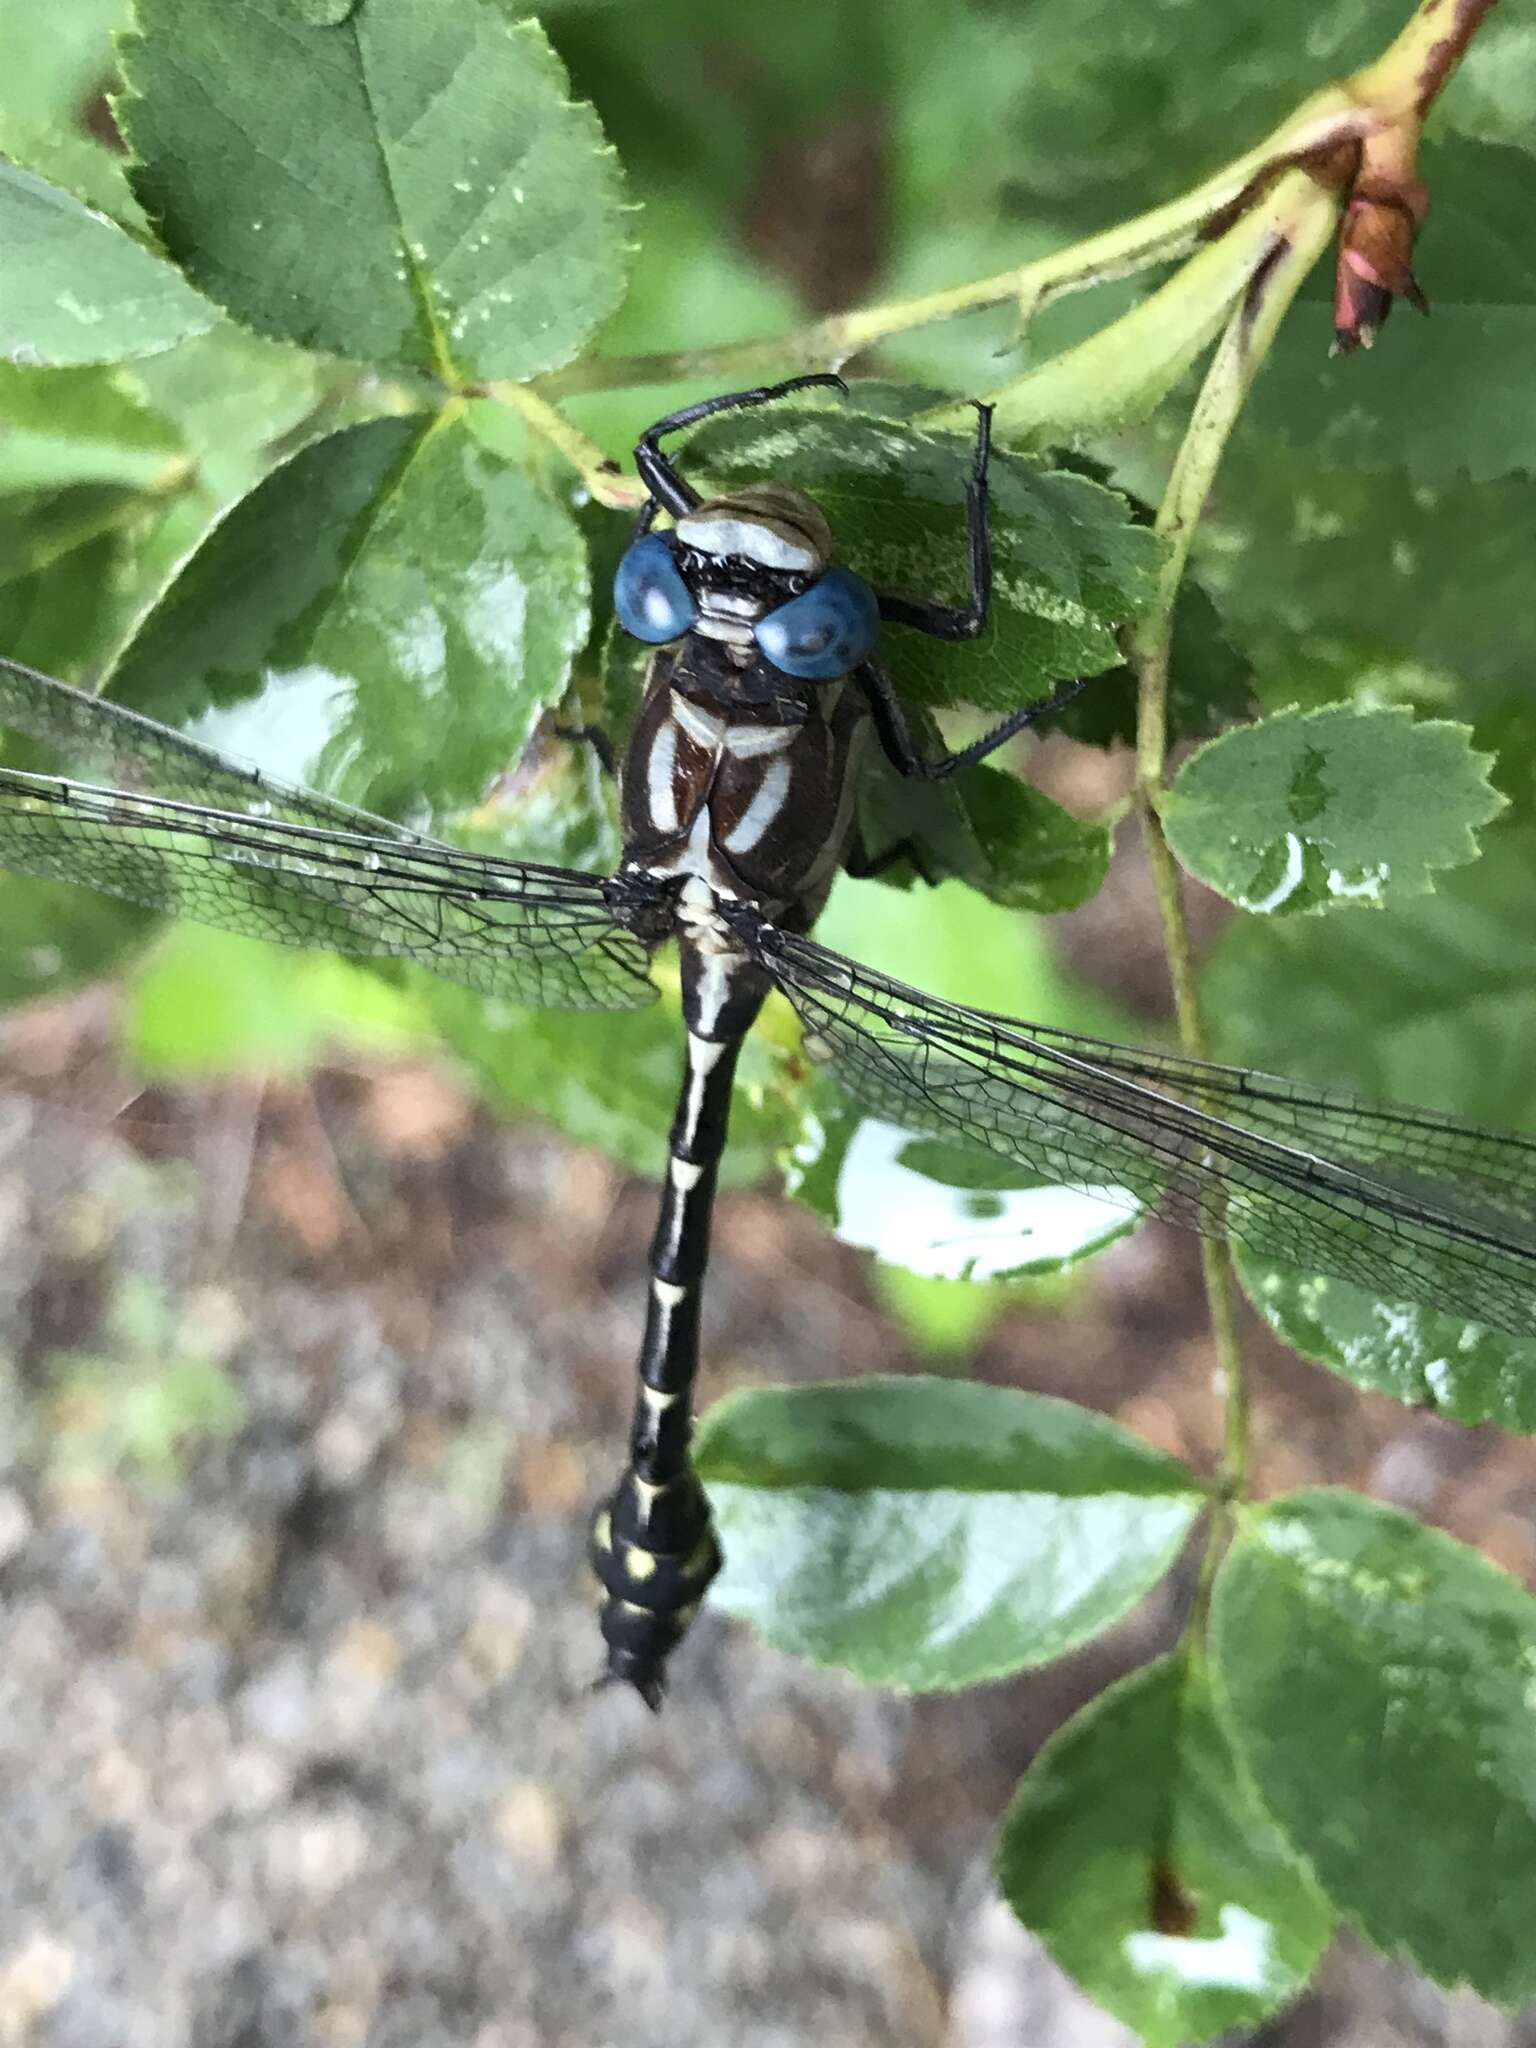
[754,567,879,680]
[613,533,699,644]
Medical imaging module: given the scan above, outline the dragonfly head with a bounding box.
[615,482,879,680]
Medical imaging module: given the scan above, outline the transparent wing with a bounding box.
[738,914,1536,1339]
[0,658,661,1013]
[0,655,411,833]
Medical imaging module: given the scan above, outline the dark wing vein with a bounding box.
[1014,1032,1536,1221]
[0,655,414,838]
[0,770,661,1012]
[0,656,662,1011]
[738,914,1536,1338]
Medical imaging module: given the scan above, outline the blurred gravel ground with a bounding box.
[2,825,1536,2045]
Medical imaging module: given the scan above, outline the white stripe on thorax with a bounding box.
[723,723,798,759]
[646,717,678,832]
[673,696,727,749]
[722,753,791,854]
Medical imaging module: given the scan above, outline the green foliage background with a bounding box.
[2,1,1535,2041]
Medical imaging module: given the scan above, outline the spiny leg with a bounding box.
[634,373,849,518]
[876,401,993,640]
[855,660,1096,782]
[843,825,942,887]
[553,722,619,781]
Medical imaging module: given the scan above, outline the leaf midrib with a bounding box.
[348,15,457,387]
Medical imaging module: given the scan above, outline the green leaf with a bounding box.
[555,188,801,462]
[688,399,1159,715]
[119,0,630,379]
[0,0,142,227]
[996,1653,1333,2047]
[1058,574,1256,751]
[1234,1248,1536,1434]
[858,740,1111,913]
[787,876,1147,1270]
[1213,1489,1536,2003]
[452,725,621,878]
[125,925,425,1075]
[110,410,589,824]
[0,528,135,682]
[695,1377,1206,1690]
[1204,456,1536,728]
[423,979,791,1189]
[949,764,1110,911]
[1163,705,1504,916]
[0,362,187,493]
[0,873,152,1008]
[1204,823,1536,1132]
[0,482,146,582]
[1201,828,1536,1379]
[816,872,1147,1044]
[1446,16,1536,152]
[1254,141,1536,485]
[282,0,359,21]
[789,1082,1142,1283]
[0,161,214,368]
[121,321,325,507]
[870,1262,1018,1360]
[917,0,1383,238]
[985,200,1324,446]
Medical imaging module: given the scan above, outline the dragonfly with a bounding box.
[1,374,1534,1708]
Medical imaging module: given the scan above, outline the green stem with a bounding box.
[487,382,647,511]
[1131,175,1335,1576]
[491,0,1501,509]
[920,170,1329,443]
[1352,0,1504,118]
[537,82,1369,404]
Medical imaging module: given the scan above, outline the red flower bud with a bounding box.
[1332,178,1430,355]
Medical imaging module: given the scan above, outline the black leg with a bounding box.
[844,827,941,887]
[634,373,849,520]
[855,659,1095,782]
[555,723,619,781]
[876,402,994,642]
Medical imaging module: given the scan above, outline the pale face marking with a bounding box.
[652,1278,687,1308]
[692,615,756,646]
[670,1156,704,1191]
[674,512,821,572]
